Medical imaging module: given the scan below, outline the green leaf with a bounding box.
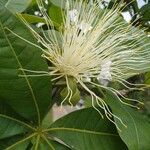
[5,0,32,13]
[0,101,34,149]
[145,72,150,84]
[5,141,30,150]
[31,137,71,150]
[49,0,66,9]
[60,78,80,105]
[50,140,71,150]
[0,135,30,150]
[0,0,51,124]
[0,115,29,140]
[20,14,46,24]
[48,3,64,27]
[140,3,150,21]
[105,92,150,150]
[47,108,127,150]
[42,109,53,128]
[50,0,77,9]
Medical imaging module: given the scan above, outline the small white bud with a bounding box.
[78,22,93,34]
[39,6,43,10]
[69,9,79,23]
[34,11,39,16]
[45,0,48,5]
[98,60,112,86]
[83,73,91,82]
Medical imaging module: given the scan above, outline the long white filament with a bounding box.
[15,0,150,130]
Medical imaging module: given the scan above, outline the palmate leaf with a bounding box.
[0,107,127,150]
[105,92,150,150]
[0,0,51,124]
[0,1,52,148]
[47,108,127,150]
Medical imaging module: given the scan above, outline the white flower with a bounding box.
[18,0,150,130]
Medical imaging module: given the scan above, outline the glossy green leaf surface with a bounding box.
[21,14,46,24]
[50,0,66,8]
[0,101,31,140]
[0,100,34,149]
[48,3,64,27]
[145,72,150,84]
[0,0,51,123]
[48,108,127,150]
[140,3,150,21]
[31,138,71,150]
[0,135,30,150]
[0,116,28,140]
[105,92,150,150]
